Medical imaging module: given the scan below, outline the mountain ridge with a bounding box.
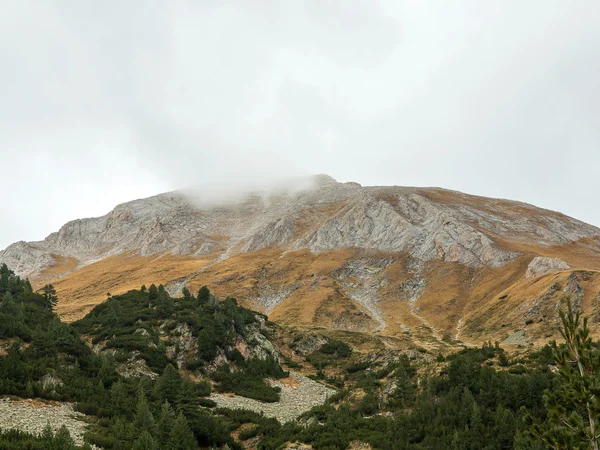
[3,175,598,276]
[2,175,600,346]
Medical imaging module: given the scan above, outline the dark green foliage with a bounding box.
[386,364,415,409]
[523,299,600,449]
[73,286,261,375]
[358,392,379,415]
[4,263,599,450]
[0,265,281,449]
[133,389,158,436]
[197,285,210,304]
[213,356,287,402]
[346,361,371,373]
[0,427,89,450]
[39,284,58,309]
[154,364,181,405]
[320,340,352,357]
[168,413,197,450]
[499,350,510,366]
[255,341,555,450]
[0,267,105,402]
[132,431,158,450]
[148,284,158,301]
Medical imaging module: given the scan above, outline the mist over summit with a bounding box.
[1,175,599,347]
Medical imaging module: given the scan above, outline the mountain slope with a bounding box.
[2,175,600,345]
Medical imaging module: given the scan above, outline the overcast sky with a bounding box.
[1,1,599,250]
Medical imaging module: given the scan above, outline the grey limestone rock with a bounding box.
[2,176,598,278]
[525,257,570,278]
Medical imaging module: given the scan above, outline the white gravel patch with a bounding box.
[210,372,335,423]
[0,397,92,447]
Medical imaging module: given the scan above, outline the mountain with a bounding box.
[0,260,574,449]
[2,175,600,347]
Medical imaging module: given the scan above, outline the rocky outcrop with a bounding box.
[293,334,329,356]
[501,330,529,345]
[2,176,598,279]
[525,257,570,278]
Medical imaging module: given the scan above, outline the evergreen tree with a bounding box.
[110,379,132,417]
[168,413,198,450]
[148,284,159,301]
[133,389,158,437]
[154,363,182,405]
[177,379,201,417]
[40,284,58,309]
[197,286,210,304]
[0,291,25,334]
[499,351,510,367]
[526,298,600,449]
[132,430,159,450]
[157,290,174,318]
[54,425,75,448]
[182,287,192,300]
[157,401,176,444]
[25,380,34,398]
[387,365,415,408]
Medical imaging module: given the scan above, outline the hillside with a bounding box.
[3,261,600,449]
[2,175,600,347]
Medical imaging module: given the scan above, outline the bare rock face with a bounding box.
[1,175,598,278]
[525,257,571,278]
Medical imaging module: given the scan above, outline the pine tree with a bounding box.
[148,284,159,301]
[132,430,159,450]
[134,389,158,437]
[182,287,192,300]
[40,423,54,446]
[177,379,201,417]
[154,363,182,405]
[110,379,131,417]
[168,413,198,450]
[157,289,174,318]
[387,365,414,408]
[526,298,600,449]
[498,351,510,367]
[157,401,176,444]
[197,286,210,304]
[25,380,34,398]
[54,425,75,448]
[40,284,58,309]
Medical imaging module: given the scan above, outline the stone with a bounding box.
[209,372,334,423]
[0,397,97,448]
[2,176,598,279]
[525,257,570,278]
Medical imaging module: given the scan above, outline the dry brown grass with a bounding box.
[38,253,218,321]
[35,235,600,348]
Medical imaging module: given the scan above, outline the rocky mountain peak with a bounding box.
[1,176,599,279]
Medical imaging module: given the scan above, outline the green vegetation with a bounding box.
[2,260,600,449]
[72,285,286,401]
[0,264,284,449]
[523,300,600,449]
[0,425,87,450]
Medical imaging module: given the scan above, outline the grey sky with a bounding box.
[1,1,599,250]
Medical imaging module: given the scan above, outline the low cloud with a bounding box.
[1,1,599,248]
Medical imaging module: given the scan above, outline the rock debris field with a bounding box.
[0,397,91,446]
[210,372,335,423]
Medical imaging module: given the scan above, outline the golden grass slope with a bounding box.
[30,234,600,349]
